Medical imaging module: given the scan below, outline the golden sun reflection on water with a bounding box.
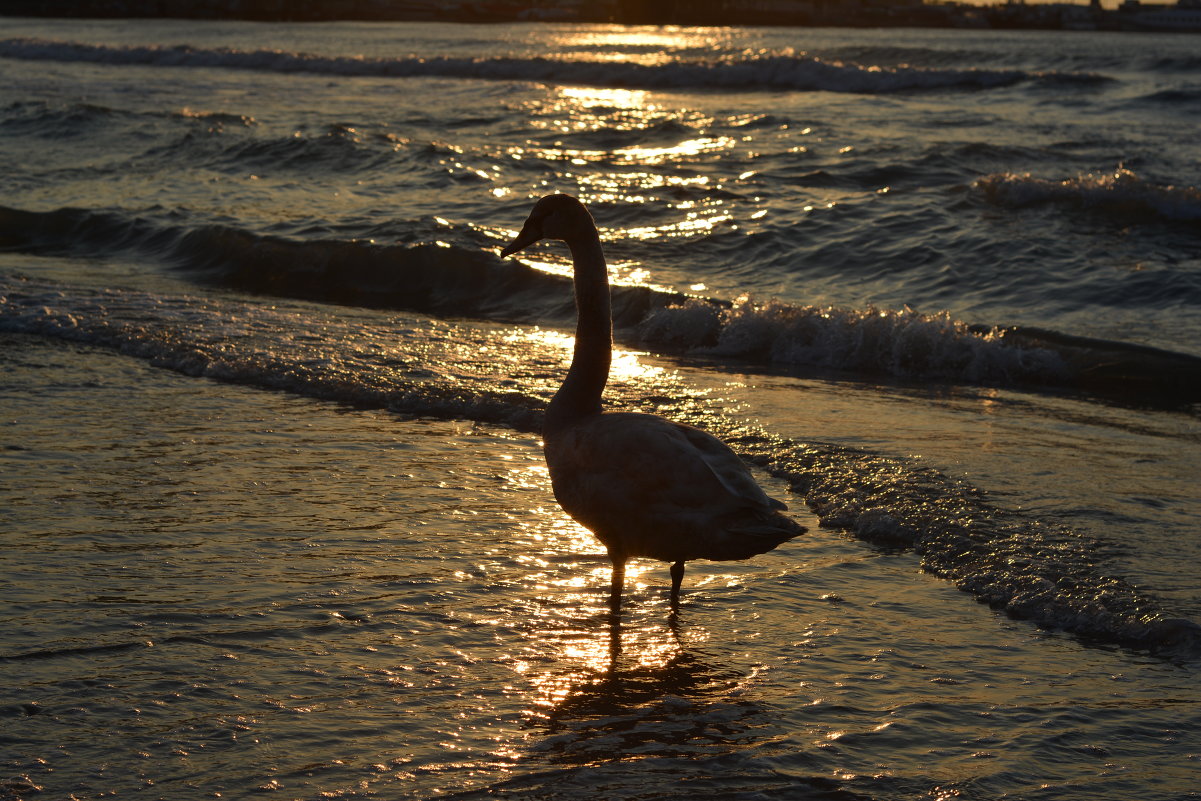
[505,490,689,712]
[544,25,732,66]
[516,597,690,714]
[620,205,735,241]
[521,85,694,137]
[576,171,711,205]
[501,81,748,266]
[557,86,653,116]
[616,136,736,166]
[509,136,733,168]
[503,327,669,387]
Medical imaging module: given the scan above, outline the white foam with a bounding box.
[0,37,1031,94]
[975,168,1201,222]
[639,299,1068,385]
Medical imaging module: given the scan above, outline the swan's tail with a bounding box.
[710,507,806,561]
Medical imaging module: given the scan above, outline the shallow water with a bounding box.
[2,17,1200,801]
[3,336,1199,801]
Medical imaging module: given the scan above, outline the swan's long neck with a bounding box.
[546,230,610,433]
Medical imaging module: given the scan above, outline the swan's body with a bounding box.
[502,194,805,610]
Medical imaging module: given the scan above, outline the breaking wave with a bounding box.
[974,168,1201,223]
[0,37,1066,94]
[2,203,1199,404]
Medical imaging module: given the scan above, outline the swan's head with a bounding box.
[500,194,595,257]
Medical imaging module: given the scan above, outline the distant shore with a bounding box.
[1,0,1199,33]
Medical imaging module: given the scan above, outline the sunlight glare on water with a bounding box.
[547,86,658,130]
[576,170,713,205]
[545,25,727,65]
[503,327,676,397]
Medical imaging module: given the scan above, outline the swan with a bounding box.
[501,194,805,611]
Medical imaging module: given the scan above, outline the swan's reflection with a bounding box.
[526,612,764,764]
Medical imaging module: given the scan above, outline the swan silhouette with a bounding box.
[501,194,805,612]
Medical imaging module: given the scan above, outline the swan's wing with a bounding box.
[670,421,787,511]
[545,413,800,561]
[547,413,783,515]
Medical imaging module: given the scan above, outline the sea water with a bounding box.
[1,17,1199,801]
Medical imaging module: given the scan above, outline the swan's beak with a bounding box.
[500,221,541,258]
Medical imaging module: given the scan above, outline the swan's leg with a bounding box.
[608,555,625,614]
[669,560,685,609]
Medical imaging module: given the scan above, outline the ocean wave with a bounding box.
[0,99,126,138]
[0,98,257,135]
[0,37,1044,94]
[147,124,409,175]
[0,275,550,431]
[639,299,1066,384]
[638,300,1201,403]
[0,204,675,327]
[2,273,1196,657]
[0,101,430,178]
[1134,86,1201,109]
[973,168,1201,223]
[816,44,981,69]
[3,203,1200,404]
[1147,54,1201,72]
[736,432,1201,659]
